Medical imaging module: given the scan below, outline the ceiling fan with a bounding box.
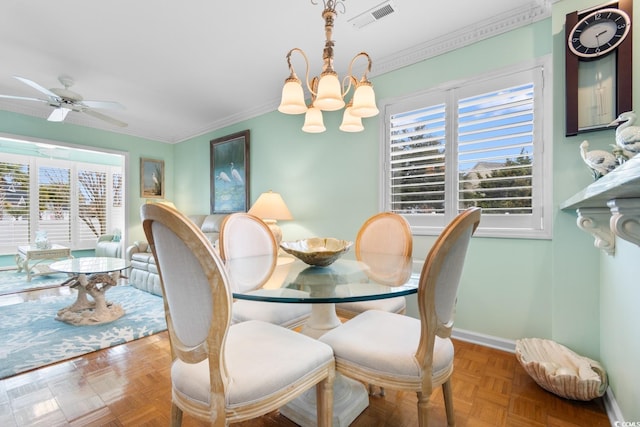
[0,75,127,127]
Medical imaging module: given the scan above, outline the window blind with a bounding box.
[458,83,534,214]
[0,159,30,250]
[389,103,447,214]
[37,164,71,246]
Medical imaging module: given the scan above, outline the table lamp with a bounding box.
[248,191,293,246]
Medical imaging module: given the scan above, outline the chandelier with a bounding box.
[277,0,379,133]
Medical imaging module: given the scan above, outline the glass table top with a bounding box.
[49,257,130,274]
[229,253,419,304]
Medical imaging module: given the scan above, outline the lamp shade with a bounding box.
[302,106,326,133]
[350,82,379,118]
[314,72,345,111]
[278,79,308,114]
[339,104,364,132]
[248,191,293,221]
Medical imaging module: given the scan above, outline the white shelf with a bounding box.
[561,154,640,254]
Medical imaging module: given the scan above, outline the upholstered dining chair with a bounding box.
[219,213,312,329]
[320,207,481,427]
[140,203,335,427]
[335,212,413,319]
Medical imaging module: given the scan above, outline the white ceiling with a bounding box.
[0,0,551,144]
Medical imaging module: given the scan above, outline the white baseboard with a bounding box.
[604,387,624,424]
[452,327,517,353]
[451,328,622,424]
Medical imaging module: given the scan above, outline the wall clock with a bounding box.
[565,1,633,136]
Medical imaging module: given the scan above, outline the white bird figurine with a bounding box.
[609,111,640,154]
[580,140,617,180]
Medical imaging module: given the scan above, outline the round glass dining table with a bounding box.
[227,252,420,427]
[228,252,419,338]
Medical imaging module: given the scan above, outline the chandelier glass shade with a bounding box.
[278,0,379,133]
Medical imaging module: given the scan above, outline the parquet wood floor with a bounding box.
[0,330,610,426]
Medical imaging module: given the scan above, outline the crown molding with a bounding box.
[372,1,552,78]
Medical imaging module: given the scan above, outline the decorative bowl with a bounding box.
[515,338,607,401]
[280,238,353,267]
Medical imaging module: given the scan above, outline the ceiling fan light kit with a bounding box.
[278,0,379,133]
[0,75,127,127]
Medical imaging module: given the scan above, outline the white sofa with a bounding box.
[125,214,228,296]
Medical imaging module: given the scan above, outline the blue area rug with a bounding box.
[0,269,68,295]
[0,285,166,379]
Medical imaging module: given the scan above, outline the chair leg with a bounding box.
[316,375,334,427]
[416,391,430,427]
[170,402,183,427]
[442,380,455,426]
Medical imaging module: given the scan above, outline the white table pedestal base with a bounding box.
[300,303,342,339]
[283,302,369,425]
[280,373,369,427]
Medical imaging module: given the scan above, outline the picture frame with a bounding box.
[140,158,165,198]
[210,130,250,213]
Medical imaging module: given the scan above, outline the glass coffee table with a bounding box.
[49,257,130,326]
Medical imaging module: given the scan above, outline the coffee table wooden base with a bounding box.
[56,272,125,326]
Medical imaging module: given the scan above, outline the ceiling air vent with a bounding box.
[348,1,397,29]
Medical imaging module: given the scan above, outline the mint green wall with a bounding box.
[553,0,640,422]
[0,110,174,246]
[601,239,640,420]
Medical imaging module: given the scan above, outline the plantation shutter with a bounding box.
[37,163,71,246]
[389,103,447,214]
[77,166,108,247]
[457,82,534,214]
[383,63,548,238]
[0,157,31,251]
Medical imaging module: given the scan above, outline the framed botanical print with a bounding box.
[140,158,164,198]
[210,130,250,213]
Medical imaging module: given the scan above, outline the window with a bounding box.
[381,60,552,239]
[0,145,125,255]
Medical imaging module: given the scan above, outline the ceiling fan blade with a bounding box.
[83,109,128,128]
[0,94,49,103]
[48,107,71,122]
[81,100,125,110]
[13,76,59,99]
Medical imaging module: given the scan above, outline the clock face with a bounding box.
[568,8,631,58]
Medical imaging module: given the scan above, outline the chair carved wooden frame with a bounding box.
[141,204,335,426]
[320,207,481,427]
